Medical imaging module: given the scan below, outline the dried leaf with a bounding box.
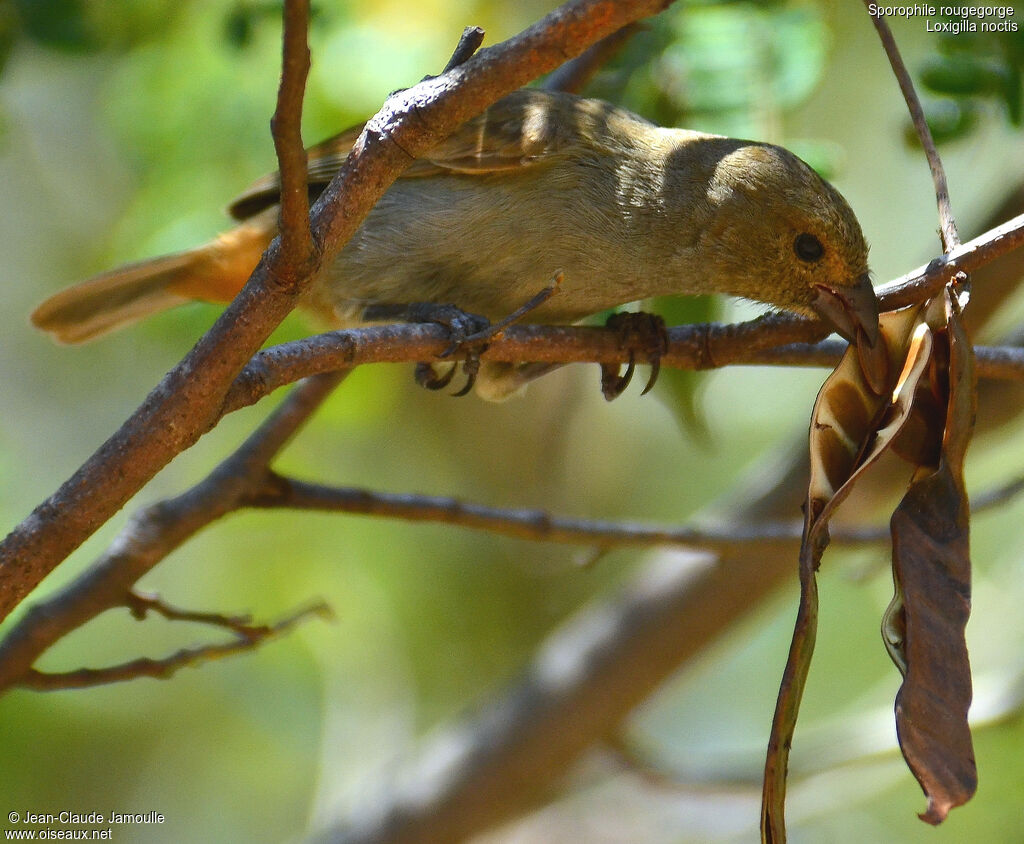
[886,291,977,824]
[761,305,929,842]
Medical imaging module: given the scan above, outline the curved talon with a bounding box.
[601,354,636,401]
[451,355,480,397]
[390,285,559,397]
[601,311,668,400]
[392,303,490,393]
[415,362,457,391]
[640,356,661,395]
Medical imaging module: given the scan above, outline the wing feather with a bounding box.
[227,89,592,220]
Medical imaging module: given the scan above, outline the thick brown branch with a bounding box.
[0,0,680,624]
[215,211,1024,412]
[864,5,959,250]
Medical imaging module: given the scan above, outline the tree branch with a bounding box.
[543,23,643,93]
[864,4,960,250]
[246,471,1024,551]
[0,373,344,692]
[214,210,1024,413]
[272,0,313,269]
[0,0,681,624]
[17,601,330,691]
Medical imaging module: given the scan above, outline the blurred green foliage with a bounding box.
[1,2,1023,843]
[914,13,1024,143]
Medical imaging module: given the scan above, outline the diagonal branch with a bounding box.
[864,5,959,250]
[0,0,683,624]
[0,373,344,693]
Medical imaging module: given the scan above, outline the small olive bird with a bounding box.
[32,89,878,398]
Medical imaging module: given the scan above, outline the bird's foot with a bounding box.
[364,301,491,395]
[600,311,669,401]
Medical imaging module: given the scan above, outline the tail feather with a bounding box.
[31,253,194,343]
[31,216,275,344]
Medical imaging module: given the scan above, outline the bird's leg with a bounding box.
[365,275,563,398]
[600,311,669,401]
[363,302,491,396]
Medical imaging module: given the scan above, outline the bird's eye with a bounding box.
[794,233,824,262]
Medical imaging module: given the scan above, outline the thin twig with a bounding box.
[272,0,314,269]
[464,274,563,344]
[0,373,344,692]
[864,5,960,250]
[441,26,486,74]
[250,473,811,549]
[248,470,1024,549]
[16,602,331,691]
[125,591,326,637]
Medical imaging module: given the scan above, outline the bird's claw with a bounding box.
[402,303,491,396]
[414,361,457,391]
[600,312,668,401]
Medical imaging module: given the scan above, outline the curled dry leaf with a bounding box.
[762,288,979,842]
[762,304,931,843]
[884,290,977,824]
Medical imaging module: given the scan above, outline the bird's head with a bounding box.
[694,143,878,346]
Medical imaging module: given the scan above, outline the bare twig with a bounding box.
[272,0,313,269]
[250,474,809,549]
[16,602,331,691]
[441,26,486,74]
[125,590,326,636]
[248,471,1023,547]
[878,211,1023,308]
[0,373,344,692]
[864,5,960,250]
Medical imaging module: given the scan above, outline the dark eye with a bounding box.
[794,233,824,262]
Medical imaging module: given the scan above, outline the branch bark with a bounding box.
[216,208,1024,413]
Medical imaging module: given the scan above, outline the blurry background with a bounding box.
[1,1,1023,841]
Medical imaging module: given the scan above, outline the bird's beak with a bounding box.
[811,273,880,347]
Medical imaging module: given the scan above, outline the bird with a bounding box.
[31,88,878,399]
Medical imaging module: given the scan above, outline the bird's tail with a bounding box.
[31,218,274,344]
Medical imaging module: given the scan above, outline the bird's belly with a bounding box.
[318,179,661,325]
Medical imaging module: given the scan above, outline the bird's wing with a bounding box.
[227,89,587,221]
